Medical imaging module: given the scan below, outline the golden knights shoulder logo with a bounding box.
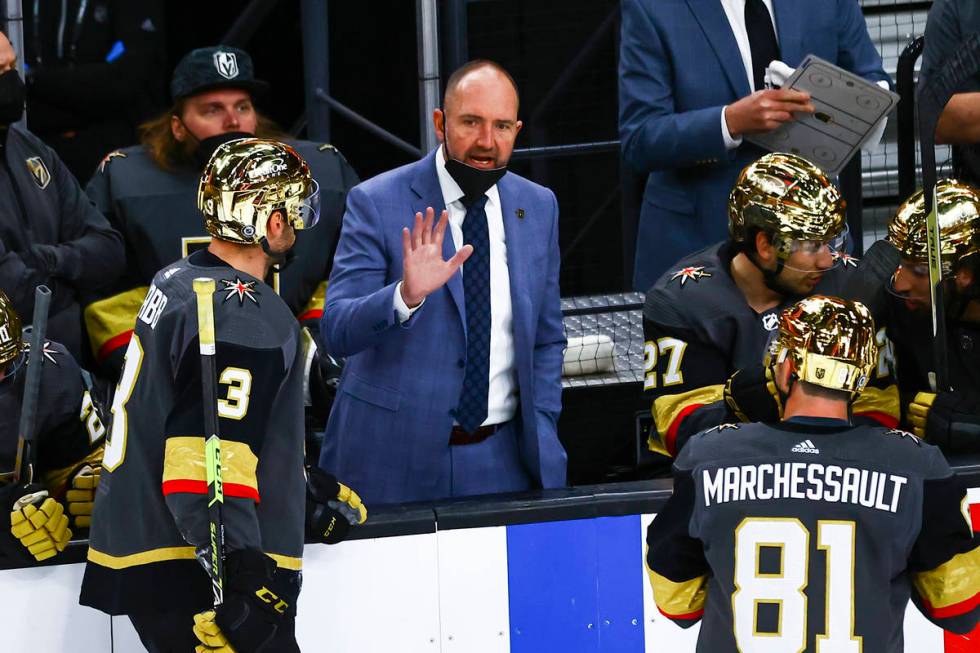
[220,277,260,306]
[25,157,51,189]
[669,266,711,286]
[98,150,127,174]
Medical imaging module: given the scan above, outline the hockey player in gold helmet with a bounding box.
[81,139,366,652]
[642,153,895,459]
[855,180,980,453]
[0,288,107,564]
[767,295,878,400]
[646,295,980,645]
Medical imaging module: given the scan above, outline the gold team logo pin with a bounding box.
[25,157,50,189]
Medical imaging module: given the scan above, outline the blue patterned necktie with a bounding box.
[455,194,492,433]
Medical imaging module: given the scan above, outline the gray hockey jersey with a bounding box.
[80,249,306,615]
[647,418,980,652]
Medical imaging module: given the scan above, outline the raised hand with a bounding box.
[400,207,473,308]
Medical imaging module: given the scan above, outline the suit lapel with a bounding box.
[771,0,802,66]
[410,150,465,327]
[685,0,751,98]
[498,175,530,348]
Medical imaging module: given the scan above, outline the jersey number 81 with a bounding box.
[734,517,861,652]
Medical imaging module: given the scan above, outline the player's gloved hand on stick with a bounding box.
[65,464,100,528]
[1,483,71,562]
[192,549,297,653]
[724,365,783,424]
[306,465,367,544]
[909,391,980,452]
[193,610,235,653]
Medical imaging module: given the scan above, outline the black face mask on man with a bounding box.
[0,70,26,126]
[189,130,253,168]
[442,119,508,204]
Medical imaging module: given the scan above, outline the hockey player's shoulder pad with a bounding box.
[849,425,953,480]
[675,422,745,469]
[289,139,348,166]
[814,251,862,295]
[644,243,743,330]
[97,150,128,175]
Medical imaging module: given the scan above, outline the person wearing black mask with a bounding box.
[83,46,357,421]
[0,29,123,360]
[318,59,567,505]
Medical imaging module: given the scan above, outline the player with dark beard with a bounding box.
[642,153,897,459]
[854,180,980,453]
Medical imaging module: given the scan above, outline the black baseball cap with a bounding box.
[170,46,270,101]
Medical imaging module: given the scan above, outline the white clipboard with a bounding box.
[746,55,899,176]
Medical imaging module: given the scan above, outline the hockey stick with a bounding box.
[193,277,226,607]
[0,285,51,485]
[916,33,980,392]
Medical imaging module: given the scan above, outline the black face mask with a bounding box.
[0,70,26,126]
[191,130,252,168]
[443,141,507,205]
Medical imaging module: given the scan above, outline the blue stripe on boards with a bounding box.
[506,516,646,653]
[595,515,645,652]
[507,519,599,652]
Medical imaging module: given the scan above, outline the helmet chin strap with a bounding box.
[747,249,796,296]
[260,237,296,272]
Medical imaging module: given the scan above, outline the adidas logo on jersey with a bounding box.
[791,439,820,454]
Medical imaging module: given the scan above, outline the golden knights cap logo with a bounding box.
[25,157,51,189]
[213,51,240,80]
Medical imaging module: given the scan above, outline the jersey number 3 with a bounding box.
[734,518,860,653]
[103,336,254,471]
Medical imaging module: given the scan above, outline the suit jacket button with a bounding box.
[457,359,465,368]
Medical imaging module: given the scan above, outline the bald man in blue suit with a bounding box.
[320,61,567,505]
[620,0,890,291]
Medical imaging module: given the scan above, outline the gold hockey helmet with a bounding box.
[768,295,877,395]
[0,289,23,368]
[888,179,980,278]
[197,138,320,245]
[729,153,848,258]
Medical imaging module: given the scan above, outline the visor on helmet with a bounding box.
[295,179,321,230]
[770,224,851,274]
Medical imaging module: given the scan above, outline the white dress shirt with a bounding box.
[393,145,518,426]
[718,0,778,149]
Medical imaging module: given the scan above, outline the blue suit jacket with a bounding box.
[319,150,567,505]
[620,0,890,290]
